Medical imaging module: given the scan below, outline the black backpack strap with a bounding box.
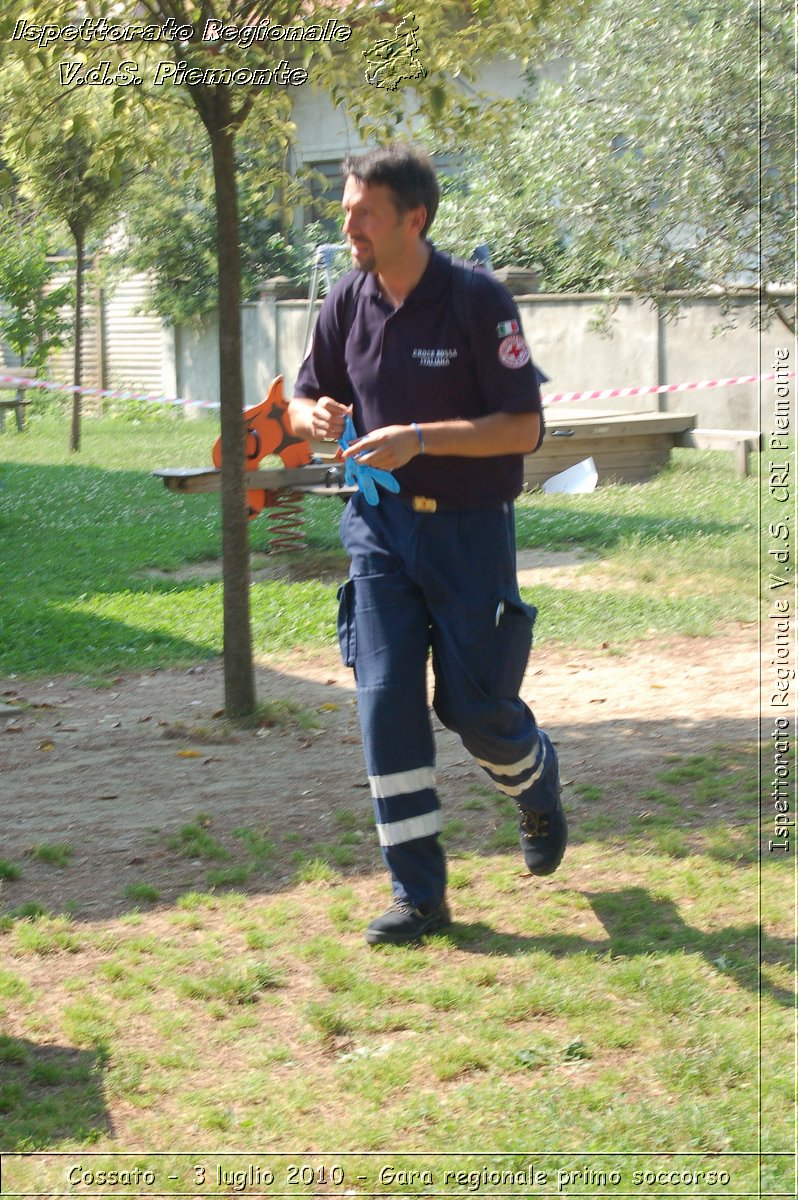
[341,270,368,341]
[447,254,480,349]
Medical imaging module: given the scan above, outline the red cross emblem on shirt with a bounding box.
[498,334,531,370]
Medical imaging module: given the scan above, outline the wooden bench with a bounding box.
[0,367,36,433]
[674,428,762,477]
[526,409,697,488]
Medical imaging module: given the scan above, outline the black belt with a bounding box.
[394,488,512,515]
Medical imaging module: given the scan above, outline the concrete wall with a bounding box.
[19,272,779,431]
[518,294,769,429]
[519,295,661,412]
[658,298,764,429]
[173,290,788,432]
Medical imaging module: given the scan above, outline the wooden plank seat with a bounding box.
[674,427,762,477]
[155,378,358,532]
[153,462,355,498]
[0,368,36,432]
[157,409,700,502]
[526,409,697,489]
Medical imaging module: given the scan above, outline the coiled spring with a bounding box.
[267,491,305,552]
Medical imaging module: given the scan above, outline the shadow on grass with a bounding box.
[0,461,343,675]
[1,593,216,676]
[0,458,353,677]
[1,454,751,675]
[448,886,791,1008]
[0,1036,112,1150]
[0,460,225,674]
[546,720,760,865]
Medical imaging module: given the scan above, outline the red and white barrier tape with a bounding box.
[542,371,795,406]
[0,374,212,409]
[0,369,793,411]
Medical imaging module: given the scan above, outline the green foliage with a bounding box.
[3,86,139,245]
[1,0,580,710]
[167,819,230,862]
[0,848,790,1175]
[185,961,284,1005]
[119,109,327,324]
[436,0,794,330]
[12,914,82,956]
[0,57,154,450]
[0,216,72,368]
[433,151,576,284]
[122,883,161,905]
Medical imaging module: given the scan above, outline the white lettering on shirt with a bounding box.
[411,348,458,367]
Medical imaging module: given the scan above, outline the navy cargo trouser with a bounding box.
[337,491,558,911]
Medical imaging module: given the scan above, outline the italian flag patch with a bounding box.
[496,319,520,337]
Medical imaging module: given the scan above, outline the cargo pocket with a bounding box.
[336,579,357,668]
[492,598,537,698]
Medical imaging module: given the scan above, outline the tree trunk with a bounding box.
[69,228,84,454]
[208,121,256,718]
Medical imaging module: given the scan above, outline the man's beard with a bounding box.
[350,243,375,273]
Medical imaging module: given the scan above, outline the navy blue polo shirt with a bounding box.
[294,246,541,509]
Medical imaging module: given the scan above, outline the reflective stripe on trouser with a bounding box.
[338,492,558,910]
[337,548,445,911]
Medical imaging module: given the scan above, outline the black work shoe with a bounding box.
[518,790,568,875]
[365,899,451,946]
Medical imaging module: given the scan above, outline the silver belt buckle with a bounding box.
[412,495,437,513]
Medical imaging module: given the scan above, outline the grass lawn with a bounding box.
[0,412,789,1196]
[0,855,790,1193]
[1,411,758,678]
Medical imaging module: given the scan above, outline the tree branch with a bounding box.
[770,298,797,337]
[230,89,258,130]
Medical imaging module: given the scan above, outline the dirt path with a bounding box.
[1,626,758,921]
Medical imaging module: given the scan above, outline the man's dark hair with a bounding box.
[341,145,439,235]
